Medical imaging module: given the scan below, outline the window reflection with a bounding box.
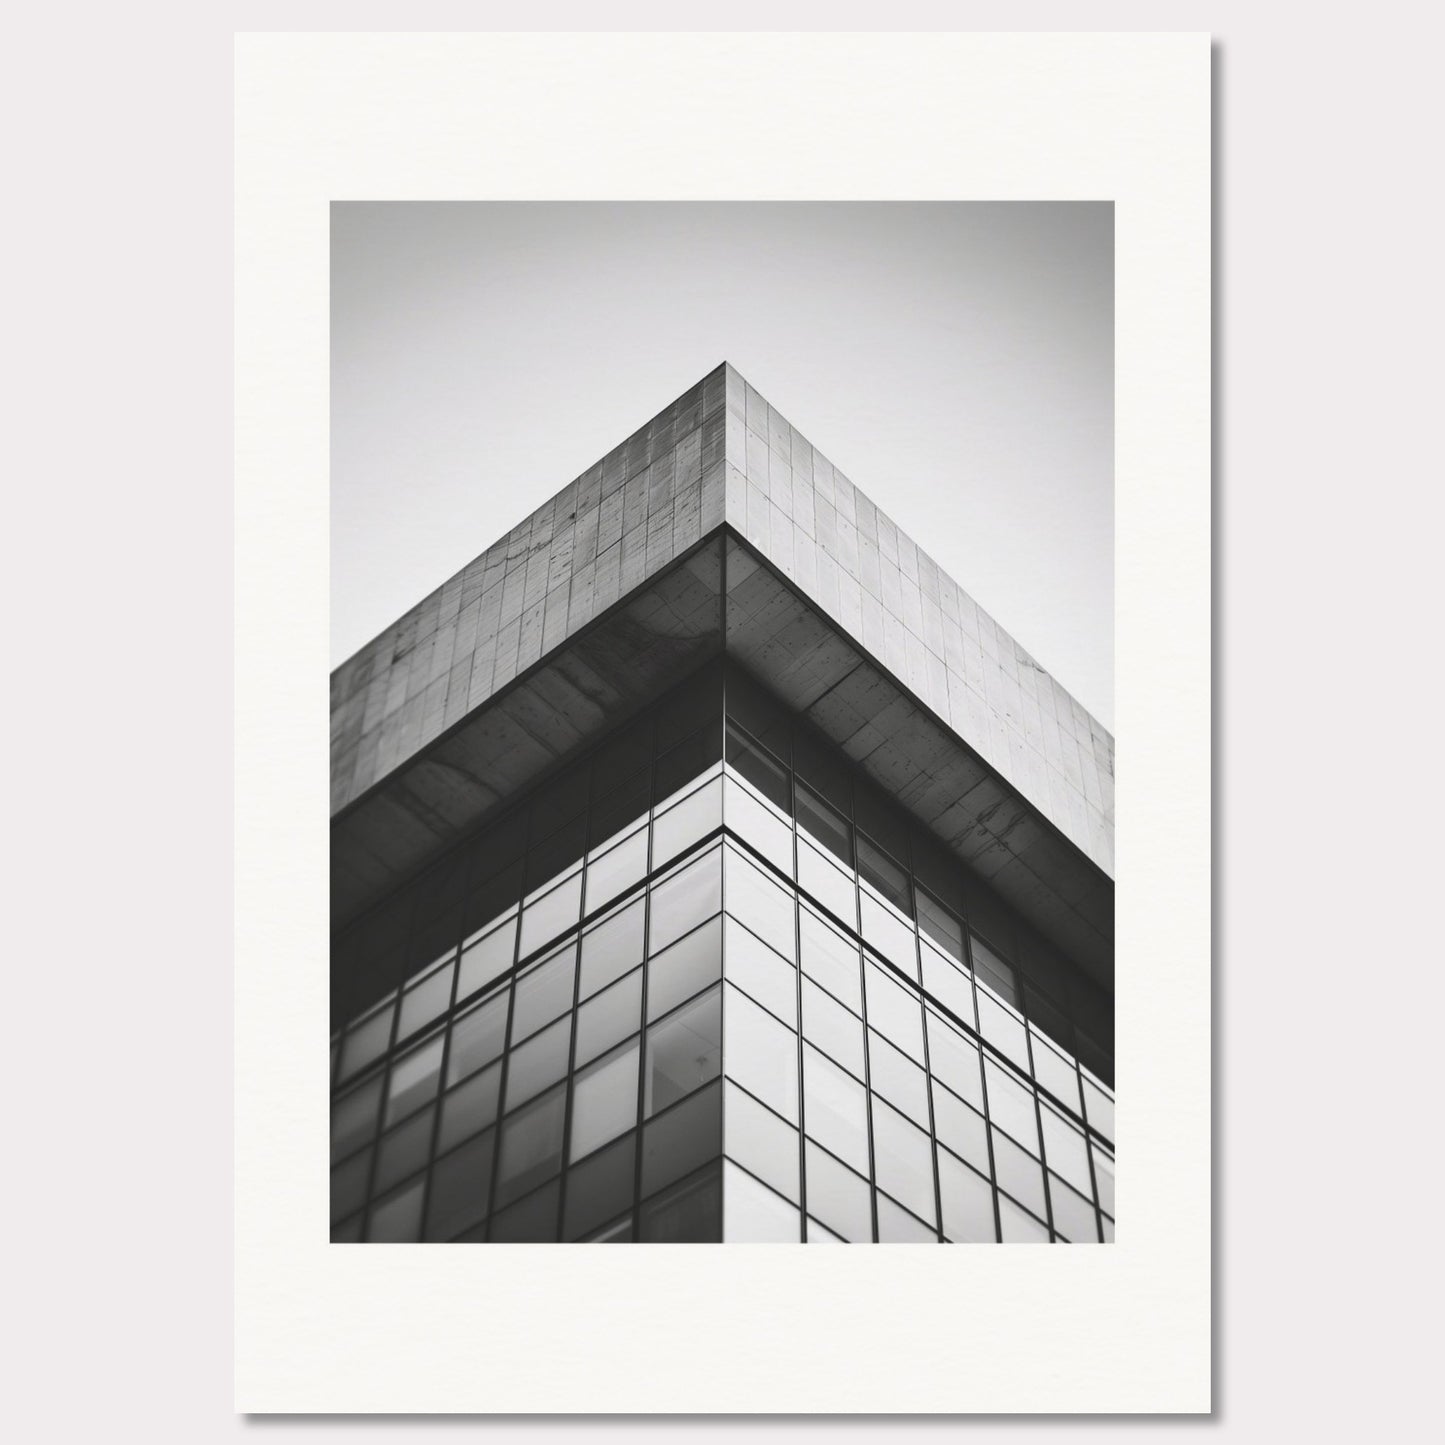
[724,846,797,961]
[644,984,722,1116]
[937,1148,996,1242]
[385,1033,443,1126]
[803,1045,869,1175]
[495,1083,567,1209]
[870,1095,936,1226]
[804,1140,873,1242]
[638,1161,722,1243]
[569,1039,640,1162]
[457,918,516,1002]
[722,916,798,1027]
[648,847,722,955]
[799,907,862,1013]
[579,898,645,1001]
[723,984,799,1124]
[723,1081,800,1204]
[510,945,576,1044]
[723,1160,799,1242]
[647,916,722,1023]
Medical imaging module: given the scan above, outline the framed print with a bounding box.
[236,31,1210,1414]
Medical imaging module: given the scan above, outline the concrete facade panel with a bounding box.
[332,363,1112,882]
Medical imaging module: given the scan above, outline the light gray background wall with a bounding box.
[332,202,1113,730]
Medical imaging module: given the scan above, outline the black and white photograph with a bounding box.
[329,202,1116,1245]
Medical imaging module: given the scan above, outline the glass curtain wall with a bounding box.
[331,660,1114,1243]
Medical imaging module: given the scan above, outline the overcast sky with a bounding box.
[332,202,1113,730]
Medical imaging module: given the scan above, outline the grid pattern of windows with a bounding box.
[332,661,1114,1242]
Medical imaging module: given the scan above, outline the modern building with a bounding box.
[330,363,1115,1244]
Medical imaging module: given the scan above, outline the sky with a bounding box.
[332,202,1113,730]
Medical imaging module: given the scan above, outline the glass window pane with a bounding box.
[877,1191,937,1243]
[926,1011,984,1110]
[647,915,722,1022]
[569,1038,640,1163]
[641,1080,723,1198]
[457,918,516,1001]
[525,826,584,901]
[368,1177,424,1242]
[374,1106,434,1195]
[931,1081,990,1176]
[1031,1031,1083,1115]
[807,1216,844,1243]
[563,1132,636,1241]
[644,984,722,1117]
[591,766,650,846]
[1049,1172,1099,1243]
[724,846,797,961]
[331,1075,382,1164]
[1083,1077,1115,1144]
[857,835,910,914]
[504,1014,572,1112]
[860,892,918,980]
[437,1062,502,1153]
[593,723,651,796]
[385,1033,444,1127]
[1040,1101,1092,1196]
[724,1160,800,1242]
[723,777,794,877]
[518,872,583,958]
[657,664,721,750]
[976,990,1031,1072]
[331,1214,363,1243]
[447,990,509,1086]
[871,1095,936,1226]
[494,1082,567,1208]
[863,964,925,1061]
[338,998,394,1083]
[724,1081,800,1204]
[985,1060,1040,1155]
[585,826,647,914]
[868,1030,929,1126]
[725,724,789,811]
[510,945,577,1043]
[648,847,722,955]
[802,1044,869,1175]
[330,1147,371,1224]
[799,907,861,1013]
[724,984,799,1124]
[489,1178,560,1242]
[638,1161,722,1243]
[998,1191,1048,1243]
[655,726,721,801]
[970,933,1018,1007]
[653,776,722,866]
[915,889,964,962]
[1092,1145,1115,1217]
[804,1140,872,1242]
[579,897,645,1001]
[425,1130,494,1241]
[574,967,643,1068]
[398,958,454,1040]
[992,1126,1046,1219]
[801,977,865,1079]
[723,916,798,1026]
[938,1148,997,1242]
[797,838,857,930]
[795,782,850,865]
[921,945,975,1030]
